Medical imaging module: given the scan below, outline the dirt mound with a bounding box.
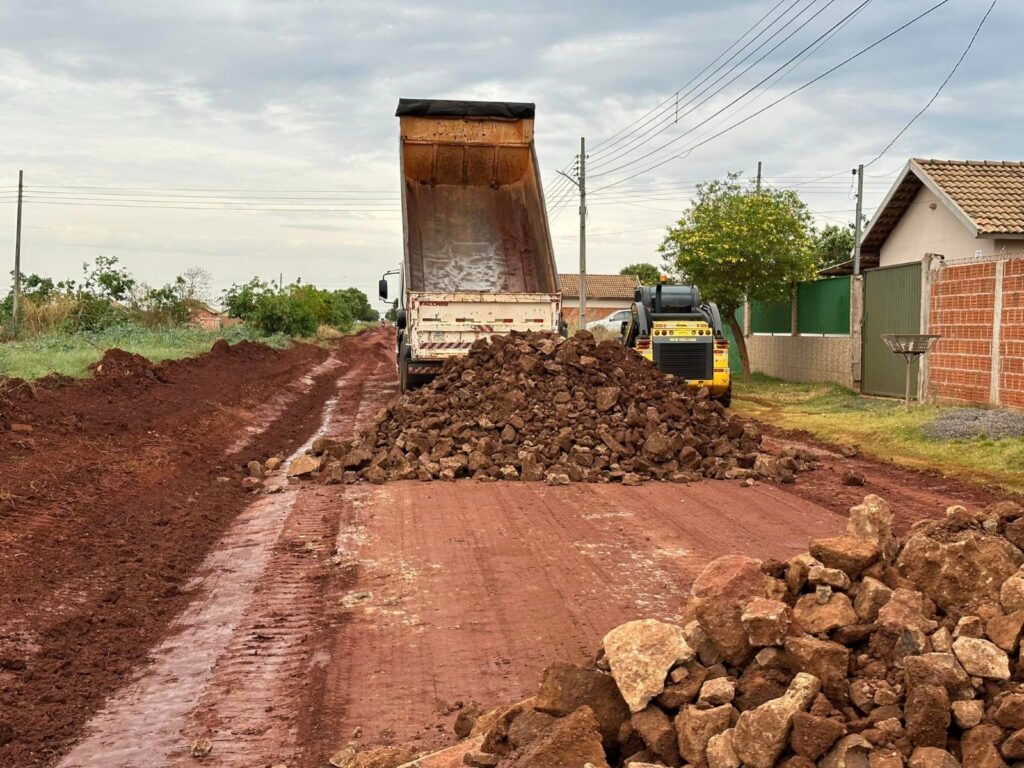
[88,348,157,379]
[318,331,812,485]
[408,494,1024,768]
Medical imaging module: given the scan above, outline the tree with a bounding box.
[619,262,661,285]
[813,224,856,269]
[659,174,817,374]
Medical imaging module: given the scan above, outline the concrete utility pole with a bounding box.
[756,161,762,192]
[853,164,864,275]
[13,170,23,325]
[578,136,587,330]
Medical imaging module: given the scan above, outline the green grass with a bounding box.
[0,325,291,381]
[732,373,1024,494]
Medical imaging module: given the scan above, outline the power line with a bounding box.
[588,0,794,158]
[864,0,998,167]
[590,0,875,181]
[588,0,842,173]
[591,0,953,192]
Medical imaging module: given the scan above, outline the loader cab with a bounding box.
[623,283,732,406]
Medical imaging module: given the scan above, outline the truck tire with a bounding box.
[716,383,732,408]
[399,355,409,393]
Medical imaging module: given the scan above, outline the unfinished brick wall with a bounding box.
[928,261,996,404]
[1002,258,1024,408]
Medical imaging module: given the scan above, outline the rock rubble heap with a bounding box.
[312,331,813,485]
[429,494,1024,768]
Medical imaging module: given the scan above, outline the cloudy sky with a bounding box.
[0,0,1017,309]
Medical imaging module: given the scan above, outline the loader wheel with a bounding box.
[716,384,732,408]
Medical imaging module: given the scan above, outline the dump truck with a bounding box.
[379,98,561,391]
[621,281,732,406]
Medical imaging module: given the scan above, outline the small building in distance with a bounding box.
[558,273,640,327]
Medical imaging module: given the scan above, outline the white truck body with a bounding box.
[407,291,561,365]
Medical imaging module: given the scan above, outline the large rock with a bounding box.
[951,636,1011,680]
[603,619,694,713]
[706,728,741,768]
[502,706,609,768]
[960,724,1008,768]
[846,494,896,560]
[690,555,768,665]
[333,746,417,768]
[789,712,845,760]
[876,588,938,633]
[897,528,1023,611]
[784,637,850,700]
[818,734,871,768]
[287,454,320,477]
[908,747,960,768]
[902,653,974,701]
[732,673,821,768]
[741,599,793,647]
[675,704,738,768]
[809,536,880,577]
[630,704,680,765]
[1000,566,1024,613]
[534,662,629,749]
[904,683,950,748]
[854,577,893,623]
[985,610,1024,652]
[793,593,858,635]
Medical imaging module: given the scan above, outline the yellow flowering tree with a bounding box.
[658,173,817,374]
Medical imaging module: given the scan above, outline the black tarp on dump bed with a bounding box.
[396,98,535,119]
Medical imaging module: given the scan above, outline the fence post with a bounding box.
[790,287,798,337]
[991,258,1005,406]
[920,253,942,404]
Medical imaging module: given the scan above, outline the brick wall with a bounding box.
[928,261,995,404]
[1002,259,1024,408]
[927,256,1024,408]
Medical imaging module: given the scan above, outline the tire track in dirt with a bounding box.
[57,334,397,768]
[300,480,846,762]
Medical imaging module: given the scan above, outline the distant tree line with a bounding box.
[222,278,378,336]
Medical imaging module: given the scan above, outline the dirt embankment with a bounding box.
[0,332,379,767]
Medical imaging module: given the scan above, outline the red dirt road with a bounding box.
[0,328,1011,767]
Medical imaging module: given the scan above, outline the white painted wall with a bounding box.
[878,186,993,266]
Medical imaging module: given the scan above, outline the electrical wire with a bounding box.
[588,0,842,173]
[588,0,794,157]
[591,0,953,192]
[590,0,875,181]
[864,0,998,167]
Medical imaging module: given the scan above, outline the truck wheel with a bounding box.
[716,384,732,408]
[399,356,409,393]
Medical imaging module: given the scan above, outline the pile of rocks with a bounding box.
[311,331,813,485]
[435,494,1024,767]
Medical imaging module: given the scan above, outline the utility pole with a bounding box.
[12,170,23,325]
[578,136,587,330]
[556,138,588,332]
[853,164,864,275]
[756,161,762,192]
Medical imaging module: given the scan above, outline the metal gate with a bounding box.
[862,263,921,397]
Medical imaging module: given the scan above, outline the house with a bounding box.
[558,273,640,326]
[744,158,1024,410]
[832,159,1024,407]
[187,304,225,330]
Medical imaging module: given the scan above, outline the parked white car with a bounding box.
[586,308,632,333]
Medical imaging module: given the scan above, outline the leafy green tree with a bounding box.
[813,223,856,269]
[659,174,817,374]
[385,299,398,322]
[619,262,661,285]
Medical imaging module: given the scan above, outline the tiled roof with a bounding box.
[558,273,640,299]
[914,159,1024,235]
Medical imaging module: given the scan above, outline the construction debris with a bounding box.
[308,331,815,484]
[385,494,1024,767]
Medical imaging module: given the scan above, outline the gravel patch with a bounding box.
[921,407,1024,440]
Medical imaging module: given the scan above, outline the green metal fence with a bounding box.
[797,276,850,334]
[750,299,791,334]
